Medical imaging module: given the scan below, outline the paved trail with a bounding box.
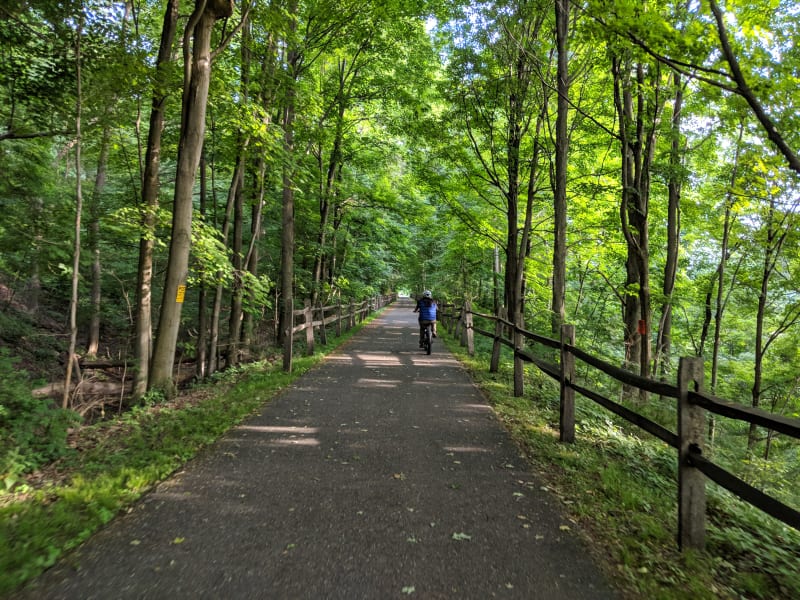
[14,301,618,599]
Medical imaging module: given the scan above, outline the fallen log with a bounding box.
[78,359,132,369]
[33,380,132,398]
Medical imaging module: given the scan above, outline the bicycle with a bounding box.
[421,321,433,355]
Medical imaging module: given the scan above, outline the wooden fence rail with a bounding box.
[439,301,800,550]
[283,294,395,371]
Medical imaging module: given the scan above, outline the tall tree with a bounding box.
[611,49,664,393]
[133,0,180,398]
[150,0,238,393]
[441,0,550,331]
[279,0,299,371]
[63,10,84,408]
[551,0,569,336]
[652,69,683,377]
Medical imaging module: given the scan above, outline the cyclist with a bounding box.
[413,290,438,347]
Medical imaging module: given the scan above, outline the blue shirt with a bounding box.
[416,298,437,321]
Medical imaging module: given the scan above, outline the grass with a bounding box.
[0,319,370,597]
[439,331,800,600]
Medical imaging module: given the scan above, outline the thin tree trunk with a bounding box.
[209,153,243,375]
[492,244,500,316]
[750,229,771,450]
[196,150,209,380]
[312,61,348,308]
[242,202,260,352]
[227,174,244,367]
[64,14,83,409]
[280,0,299,371]
[27,197,44,314]
[226,18,253,368]
[551,0,569,337]
[709,123,744,445]
[86,123,111,357]
[504,66,526,330]
[614,55,641,382]
[242,158,267,353]
[654,71,683,377]
[749,198,787,449]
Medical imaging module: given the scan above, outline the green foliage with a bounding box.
[189,213,235,287]
[0,349,77,489]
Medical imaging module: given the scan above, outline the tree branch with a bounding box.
[708,0,800,175]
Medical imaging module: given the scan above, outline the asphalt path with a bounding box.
[14,300,618,599]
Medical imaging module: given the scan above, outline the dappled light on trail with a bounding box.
[235,425,320,435]
[262,437,321,448]
[226,424,323,448]
[442,445,491,454]
[355,378,402,388]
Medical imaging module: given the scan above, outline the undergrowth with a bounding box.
[441,333,800,600]
[0,319,369,597]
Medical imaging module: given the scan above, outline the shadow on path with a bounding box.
[13,302,618,600]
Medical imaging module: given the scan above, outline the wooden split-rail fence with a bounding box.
[438,300,800,551]
[282,294,396,371]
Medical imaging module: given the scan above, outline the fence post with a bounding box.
[336,300,343,337]
[460,302,468,347]
[678,356,706,551]
[304,301,314,356]
[464,299,474,356]
[282,309,294,372]
[318,303,328,346]
[349,298,355,329]
[490,307,506,373]
[513,313,524,397]
[560,324,576,443]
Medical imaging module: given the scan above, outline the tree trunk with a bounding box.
[654,71,683,378]
[280,0,299,371]
[86,123,111,357]
[749,239,770,450]
[551,0,569,337]
[709,123,744,445]
[196,150,209,380]
[64,15,83,409]
[749,197,784,449]
[209,153,243,375]
[227,174,244,367]
[26,197,43,314]
[150,0,234,393]
[312,60,348,308]
[504,59,526,330]
[242,158,267,353]
[614,55,640,380]
[226,19,253,368]
[134,0,180,398]
[613,56,662,402]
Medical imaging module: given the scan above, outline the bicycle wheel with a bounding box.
[425,325,432,355]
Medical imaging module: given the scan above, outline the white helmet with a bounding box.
[423,290,432,298]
